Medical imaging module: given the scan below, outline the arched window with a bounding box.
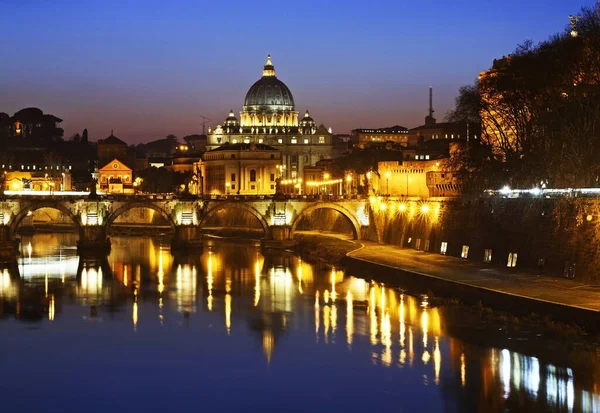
[250,169,256,182]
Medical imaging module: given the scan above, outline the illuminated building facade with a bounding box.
[350,125,409,147]
[206,56,335,180]
[196,143,281,195]
[378,159,459,197]
[98,158,134,194]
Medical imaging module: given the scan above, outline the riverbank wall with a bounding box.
[369,196,600,283]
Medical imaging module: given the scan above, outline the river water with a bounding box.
[0,233,598,413]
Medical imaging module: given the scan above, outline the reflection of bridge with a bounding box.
[0,195,371,258]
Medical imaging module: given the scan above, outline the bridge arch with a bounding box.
[9,201,83,238]
[291,202,362,240]
[199,202,270,234]
[104,202,177,230]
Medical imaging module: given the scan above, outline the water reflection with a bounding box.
[0,233,598,412]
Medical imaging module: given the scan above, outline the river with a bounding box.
[0,233,598,413]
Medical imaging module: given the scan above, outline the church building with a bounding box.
[206,56,335,180]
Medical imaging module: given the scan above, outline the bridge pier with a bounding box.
[261,225,296,250]
[77,226,111,258]
[171,226,203,252]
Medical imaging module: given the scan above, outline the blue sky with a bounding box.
[0,0,586,143]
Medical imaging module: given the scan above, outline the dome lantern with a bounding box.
[263,54,275,77]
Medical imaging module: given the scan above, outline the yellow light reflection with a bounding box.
[399,294,406,348]
[330,268,336,301]
[315,291,320,343]
[225,293,231,334]
[254,259,261,307]
[207,253,213,311]
[434,337,441,384]
[461,352,466,387]
[323,302,330,344]
[133,296,138,332]
[48,294,55,321]
[346,291,353,348]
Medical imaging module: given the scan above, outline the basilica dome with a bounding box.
[243,55,295,111]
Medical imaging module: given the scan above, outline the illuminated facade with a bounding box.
[206,56,335,180]
[196,143,281,195]
[98,158,134,194]
[378,160,458,197]
[350,125,409,147]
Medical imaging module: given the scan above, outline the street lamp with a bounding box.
[385,171,391,195]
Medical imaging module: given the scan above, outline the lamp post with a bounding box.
[385,171,391,195]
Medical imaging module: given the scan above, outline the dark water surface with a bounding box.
[0,234,599,413]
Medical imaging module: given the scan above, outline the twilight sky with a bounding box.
[0,0,585,144]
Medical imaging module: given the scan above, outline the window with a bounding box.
[251,185,255,190]
[415,239,421,250]
[319,136,325,144]
[270,154,275,159]
[507,253,518,268]
[270,185,274,190]
[231,173,235,182]
[258,139,263,143]
[304,138,309,144]
[291,155,298,163]
[424,240,430,252]
[278,139,283,144]
[232,139,238,144]
[250,169,256,182]
[484,249,492,263]
[425,155,430,160]
[270,173,275,181]
[291,138,297,144]
[440,242,448,255]
[231,154,235,159]
[244,138,250,144]
[461,245,469,259]
[231,184,236,190]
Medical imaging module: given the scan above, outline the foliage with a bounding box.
[137,167,191,194]
[447,6,600,189]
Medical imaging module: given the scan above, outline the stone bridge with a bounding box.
[0,195,371,258]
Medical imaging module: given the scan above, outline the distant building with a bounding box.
[0,148,72,192]
[97,132,128,166]
[206,56,335,180]
[408,87,481,144]
[9,107,63,140]
[196,143,281,196]
[98,158,134,194]
[377,158,460,198]
[350,125,409,147]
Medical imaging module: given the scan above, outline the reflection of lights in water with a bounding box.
[460,353,466,387]
[525,356,540,397]
[123,265,128,287]
[513,352,521,390]
[500,349,511,399]
[27,242,32,261]
[44,274,48,297]
[263,330,274,364]
[132,296,138,331]
[48,294,55,321]
[254,259,261,307]
[422,350,430,364]
[346,291,353,348]
[421,308,428,348]
[315,291,320,343]
[369,287,377,346]
[331,300,337,342]
[408,327,414,366]
[225,293,231,334]
[381,311,391,367]
[433,338,441,384]
[323,304,330,344]
[324,289,329,305]
[207,253,213,311]
[330,268,336,301]
[176,264,197,313]
[297,259,303,294]
[81,267,103,295]
[269,267,293,313]
[1,269,11,295]
[399,295,405,348]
